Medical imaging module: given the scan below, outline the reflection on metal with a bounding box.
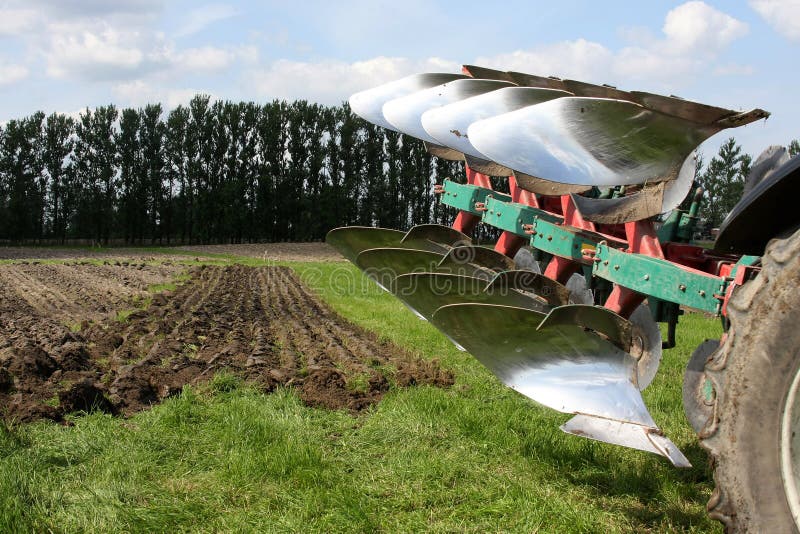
[326,226,406,262]
[356,248,444,291]
[431,303,685,463]
[487,269,570,306]
[571,151,697,223]
[349,73,467,131]
[392,273,548,319]
[538,304,633,352]
[566,273,594,305]
[355,245,512,291]
[562,415,691,468]
[682,339,720,435]
[439,245,516,273]
[421,87,570,160]
[515,172,591,196]
[326,223,470,263]
[743,145,790,196]
[468,97,765,187]
[402,224,471,247]
[383,79,514,145]
[628,303,662,390]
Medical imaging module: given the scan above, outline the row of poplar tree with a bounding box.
[0,94,795,244]
[0,96,465,244]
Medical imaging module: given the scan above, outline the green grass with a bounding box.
[0,260,724,533]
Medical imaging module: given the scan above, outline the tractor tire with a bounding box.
[701,226,800,532]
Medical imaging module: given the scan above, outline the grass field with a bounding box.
[0,254,724,533]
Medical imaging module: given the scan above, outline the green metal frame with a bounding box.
[440,180,510,217]
[593,242,727,314]
[481,197,561,237]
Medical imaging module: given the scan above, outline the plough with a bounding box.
[327,65,800,531]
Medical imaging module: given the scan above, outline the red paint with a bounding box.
[604,285,645,318]
[508,175,540,208]
[544,255,581,284]
[494,232,526,258]
[624,220,664,258]
[561,195,595,231]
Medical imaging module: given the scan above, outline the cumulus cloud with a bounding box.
[477,1,749,87]
[750,0,800,41]
[45,25,146,80]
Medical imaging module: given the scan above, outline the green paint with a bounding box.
[481,197,561,237]
[528,218,606,263]
[439,180,510,216]
[703,377,715,404]
[593,243,726,314]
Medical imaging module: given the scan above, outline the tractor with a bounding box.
[325,65,800,532]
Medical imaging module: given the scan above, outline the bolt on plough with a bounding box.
[327,64,784,475]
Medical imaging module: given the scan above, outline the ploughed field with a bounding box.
[0,261,451,422]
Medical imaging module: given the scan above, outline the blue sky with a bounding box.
[0,0,796,160]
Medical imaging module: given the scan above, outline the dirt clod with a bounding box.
[0,263,452,422]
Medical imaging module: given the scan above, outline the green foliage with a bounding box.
[789,139,799,157]
[0,98,465,245]
[699,138,751,227]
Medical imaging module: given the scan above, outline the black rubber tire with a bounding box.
[700,227,800,532]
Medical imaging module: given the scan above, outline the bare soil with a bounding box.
[0,264,451,422]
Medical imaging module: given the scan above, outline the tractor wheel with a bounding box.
[700,226,800,532]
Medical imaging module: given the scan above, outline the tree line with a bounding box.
[0,95,795,244]
[0,97,464,244]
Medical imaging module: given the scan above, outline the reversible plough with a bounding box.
[325,65,786,473]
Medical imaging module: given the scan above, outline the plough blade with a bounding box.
[431,303,684,464]
[326,227,407,262]
[467,96,765,187]
[570,152,697,223]
[562,415,690,468]
[392,273,549,320]
[467,97,712,187]
[326,224,470,263]
[382,79,513,146]
[420,87,570,161]
[355,246,511,291]
[488,269,570,307]
[348,73,467,131]
[537,304,633,352]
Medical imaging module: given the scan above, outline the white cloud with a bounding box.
[750,0,800,41]
[248,56,460,105]
[113,80,209,108]
[477,1,749,87]
[0,9,39,35]
[45,25,146,80]
[162,45,258,72]
[0,63,29,85]
[175,4,239,38]
[475,39,615,82]
[662,1,748,54]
